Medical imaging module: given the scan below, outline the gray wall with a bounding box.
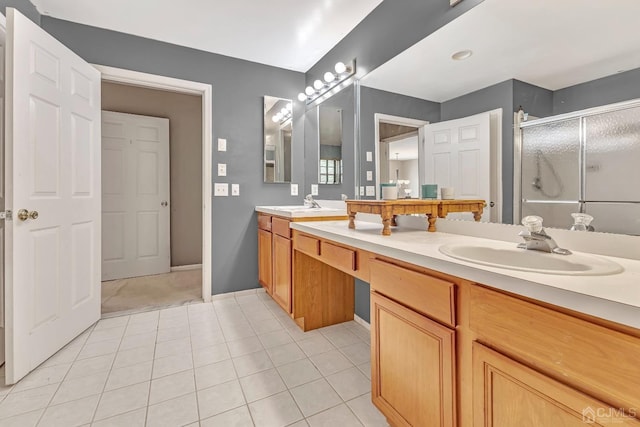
[102,82,203,267]
[304,85,356,199]
[553,67,640,115]
[1,0,39,24]
[359,86,440,196]
[354,279,370,323]
[39,17,306,295]
[306,0,483,86]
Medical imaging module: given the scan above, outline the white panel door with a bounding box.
[424,112,491,221]
[101,111,170,281]
[0,14,6,366]
[4,8,101,383]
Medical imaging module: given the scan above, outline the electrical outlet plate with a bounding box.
[359,186,365,196]
[311,184,318,196]
[231,184,239,196]
[366,151,373,162]
[217,163,227,176]
[366,171,373,181]
[366,186,375,196]
[290,183,298,196]
[217,138,227,152]
[214,183,228,196]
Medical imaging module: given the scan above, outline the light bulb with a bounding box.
[324,72,335,83]
[286,103,293,111]
[281,107,288,115]
[272,114,280,123]
[313,79,324,90]
[334,61,347,74]
[305,86,314,96]
[298,93,307,102]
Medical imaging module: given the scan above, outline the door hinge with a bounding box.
[0,210,13,220]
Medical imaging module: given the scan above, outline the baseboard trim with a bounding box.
[354,314,371,330]
[170,264,202,272]
[211,287,263,300]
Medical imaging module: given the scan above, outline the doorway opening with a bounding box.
[374,114,429,200]
[95,65,213,316]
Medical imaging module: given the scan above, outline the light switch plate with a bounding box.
[359,186,365,196]
[217,163,227,176]
[217,138,227,152]
[311,184,318,196]
[214,183,228,196]
[366,171,373,181]
[231,184,239,196]
[366,151,373,162]
[290,183,298,196]
[366,186,375,196]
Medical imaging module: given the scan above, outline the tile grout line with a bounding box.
[88,313,132,425]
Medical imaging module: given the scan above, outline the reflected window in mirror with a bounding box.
[318,106,343,185]
[264,96,293,183]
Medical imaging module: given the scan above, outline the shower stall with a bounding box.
[516,99,640,235]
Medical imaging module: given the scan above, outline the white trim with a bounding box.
[488,108,503,224]
[373,113,429,199]
[353,314,370,330]
[170,264,203,272]
[94,65,213,302]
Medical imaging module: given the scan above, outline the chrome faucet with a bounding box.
[304,194,321,208]
[517,216,571,255]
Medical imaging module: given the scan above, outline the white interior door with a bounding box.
[4,8,101,384]
[0,14,6,367]
[424,111,492,221]
[101,111,170,281]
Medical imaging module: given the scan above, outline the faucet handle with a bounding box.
[570,213,593,231]
[521,215,544,233]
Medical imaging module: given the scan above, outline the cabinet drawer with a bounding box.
[294,234,320,256]
[272,217,291,238]
[369,259,455,327]
[321,241,356,272]
[469,285,640,412]
[257,214,271,231]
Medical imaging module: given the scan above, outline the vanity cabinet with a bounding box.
[473,342,640,427]
[270,217,293,312]
[369,259,457,427]
[256,212,348,317]
[284,225,640,426]
[257,216,272,293]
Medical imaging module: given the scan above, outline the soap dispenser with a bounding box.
[570,213,594,231]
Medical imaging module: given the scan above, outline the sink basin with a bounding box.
[439,243,623,276]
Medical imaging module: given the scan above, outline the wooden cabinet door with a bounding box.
[258,229,272,293]
[371,291,456,427]
[473,342,640,427]
[272,234,292,313]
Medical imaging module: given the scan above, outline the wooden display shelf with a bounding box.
[346,199,485,235]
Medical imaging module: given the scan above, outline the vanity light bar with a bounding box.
[298,60,356,104]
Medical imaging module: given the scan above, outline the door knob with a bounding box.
[18,209,39,221]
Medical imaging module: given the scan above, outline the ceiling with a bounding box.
[31,0,383,72]
[361,0,640,102]
[388,136,419,161]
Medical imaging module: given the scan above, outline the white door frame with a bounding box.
[374,114,429,199]
[93,65,213,302]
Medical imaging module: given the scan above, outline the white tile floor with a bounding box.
[0,290,389,426]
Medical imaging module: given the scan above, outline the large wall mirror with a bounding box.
[318,105,343,184]
[355,0,640,235]
[264,96,293,183]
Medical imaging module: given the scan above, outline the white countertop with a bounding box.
[289,220,640,329]
[255,205,347,219]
